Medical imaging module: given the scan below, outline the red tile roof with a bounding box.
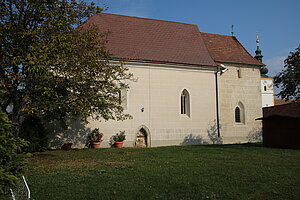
[274,98,295,105]
[262,102,300,119]
[82,13,262,67]
[82,13,217,67]
[201,32,264,66]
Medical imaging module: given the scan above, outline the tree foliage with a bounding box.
[0,112,29,196]
[274,45,300,100]
[0,0,133,134]
[19,114,49,152]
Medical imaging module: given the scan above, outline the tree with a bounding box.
[274,45,300,100]
[0,112,29,196]
[19,114,49,152]
[0,0,133,135]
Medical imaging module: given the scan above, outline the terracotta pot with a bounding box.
[61,142,73,150]
[114,142,123,148]
[90,141,101,149]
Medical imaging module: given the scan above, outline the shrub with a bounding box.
[0,112,30,196]
[19,115,49,152]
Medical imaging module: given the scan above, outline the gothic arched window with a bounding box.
[235,107,241,123]
[181,89,190,117]
[118,87,128,109]
[235,102,245,124]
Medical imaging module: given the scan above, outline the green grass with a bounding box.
[26,144,300,200]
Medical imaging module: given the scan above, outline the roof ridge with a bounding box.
[266,101,298,108]
[197,32,217,67]
[99,12,197,27]
[201,32,233,37]
[231,36,265,66]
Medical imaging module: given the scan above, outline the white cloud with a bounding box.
[264,56,285,77]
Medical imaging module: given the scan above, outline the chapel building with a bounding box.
[49,13,264,148]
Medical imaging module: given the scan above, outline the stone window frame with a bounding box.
[180,89,191,117]
[118,87,128,110]
[135,125,151,147]
[234,102,245,124]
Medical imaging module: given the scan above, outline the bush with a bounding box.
[0,112,30,196]
[19,115,49,152]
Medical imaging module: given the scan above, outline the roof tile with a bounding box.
[201,32,264,66]
[82,13,216,67]
[263,102,300,119]
[82,13,263,67]
[274,98,295,105]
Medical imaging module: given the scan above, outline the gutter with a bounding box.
[215,64,228,138]
[215,67,220,138]
[110,57,218,69]
[215,60,264,67]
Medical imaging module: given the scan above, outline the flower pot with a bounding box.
[90,141,101,149]
[61,142,73,150]
[114,142,123,148]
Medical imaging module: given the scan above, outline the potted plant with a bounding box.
[110,131,126,148]
[61,142,73,150]
[86,128,104,148]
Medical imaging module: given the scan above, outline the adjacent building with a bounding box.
[259,102,300,149]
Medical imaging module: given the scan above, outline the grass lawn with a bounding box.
[26,144,300,200]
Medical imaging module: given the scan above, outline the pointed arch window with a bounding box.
[181,89,190,117]
[118,87,128,109]
[235,102,245,124]
[235,107,241,123]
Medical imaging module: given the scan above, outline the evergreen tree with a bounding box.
[0,112,29,196]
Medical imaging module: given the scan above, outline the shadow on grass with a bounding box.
[180,143,263,149]
[32,153,57,159]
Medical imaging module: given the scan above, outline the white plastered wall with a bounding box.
[261,78,274,107]
[48,62,219,148]
[48,62,263,148]
[87,63,218,147]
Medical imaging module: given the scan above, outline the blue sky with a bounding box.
[88,0,299,78]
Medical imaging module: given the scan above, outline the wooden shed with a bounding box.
[257,102,300,149]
